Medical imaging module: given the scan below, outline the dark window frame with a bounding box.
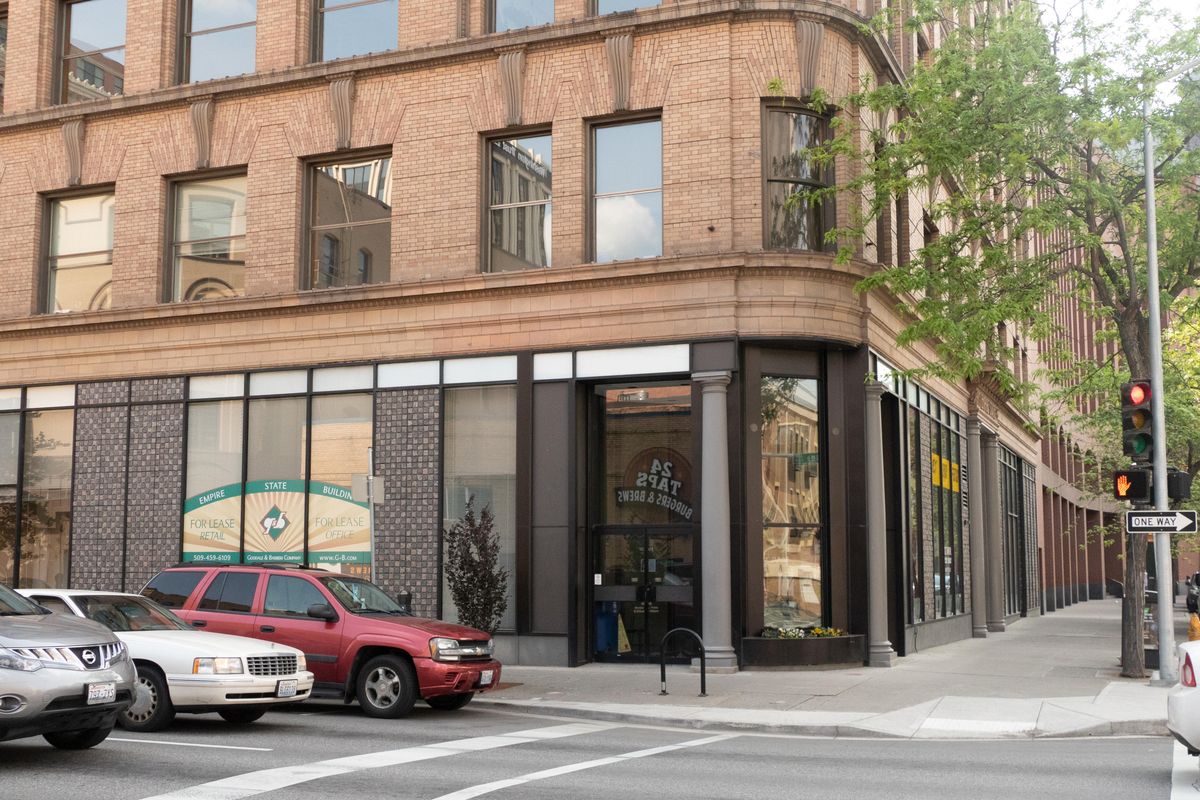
[586,112,663,264]
[40,185,117,315]
[761,100,836,253]
[311,0,396,63]
[178,0,257,84]
[303,148,393,291]
[56,0,126,105]
[591,0,659,14]
[483,128,553,273]
[489,0,555,33]
[164,168,249,304]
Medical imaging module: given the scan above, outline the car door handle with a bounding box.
[260,625,275,633]
[191,620,206,628]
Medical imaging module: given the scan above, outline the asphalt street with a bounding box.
[0,701,1185,800]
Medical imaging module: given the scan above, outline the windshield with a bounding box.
[319,576,407,614]
[0,584,45,616]
[75,595,190,632]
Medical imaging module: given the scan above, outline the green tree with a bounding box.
[443,496,509,635]
[823,0,1200,676]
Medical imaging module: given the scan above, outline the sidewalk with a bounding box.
[475,598,1185,740]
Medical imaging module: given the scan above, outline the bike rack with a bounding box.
[659,627,706,697]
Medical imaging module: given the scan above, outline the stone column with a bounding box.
[967,417,988,637]
[981,431,1007,632]
[693,371,737,670]
[865,382,896,667]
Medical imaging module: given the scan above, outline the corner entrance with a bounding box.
[589,384,697,662]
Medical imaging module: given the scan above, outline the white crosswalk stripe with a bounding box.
[135,722,618,800]
[1173,742,1200,798]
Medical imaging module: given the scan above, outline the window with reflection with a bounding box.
[315,0,397,62]
[182,0,256,83]
[593,119,661,263]
[19,410,73,588]
[307,393,372,572]
[442,385,516,631]
[171,175,247,302]
[0,412,17,585]
[760,377,822,629]
[183,400,244,564]
[309,155,391,288]
[493,0,553,31]
[59,0,125,104]
[47,193,114,313]
[488,134,551,271]
[764,107,833,251]
[596,0,658,13]
[0,9,9,112]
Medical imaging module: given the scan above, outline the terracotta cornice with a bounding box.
[0,1,898,135]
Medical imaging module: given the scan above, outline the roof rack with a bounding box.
[166,562,327,571]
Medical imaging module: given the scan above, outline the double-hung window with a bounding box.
[492,0,553,32]
[308,155,392,289]
[59,0,126,103]
[181,0,256,83]
[315,0,397,62]
[487,134,551,271]
[595,0,658,13]
[0,7,8,112]
[592,119,661,263]
[763,107,833,251]
[170,175,247,302]
[46,193,114,313]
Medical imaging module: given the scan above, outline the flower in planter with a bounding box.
[757,625,846,639]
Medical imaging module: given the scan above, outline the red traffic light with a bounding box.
[1121,380,1154,464]
[1128,383,1149,405]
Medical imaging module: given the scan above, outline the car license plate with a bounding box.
[276,679,298,698]
[86,682,116,705]
[479,670,494,686]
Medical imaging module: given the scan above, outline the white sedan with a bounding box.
[21,589,314,732]
[1170,640,1200,754]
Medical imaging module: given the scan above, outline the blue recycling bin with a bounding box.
[594,601,618,653]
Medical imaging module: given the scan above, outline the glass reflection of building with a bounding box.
[173,176,247,302]
[310,156,392,288]
[489,138,551,271]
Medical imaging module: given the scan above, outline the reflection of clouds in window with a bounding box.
[595,193,662,263]
[494,0,553,31]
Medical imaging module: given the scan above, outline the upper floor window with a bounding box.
[596,0,657,13]
[764,107,833,251]
[46,193,114,313]
[492,0,553,32]
[59,0,125,104]
[182,0,256,83]
[0,6,9,112]
[315,0,397,62]
[488,134,551,271]
[171,175,247,302]
[309,154,391,289]
[593,119,661,263]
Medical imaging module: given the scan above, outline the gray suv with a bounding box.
[0,583,135,749]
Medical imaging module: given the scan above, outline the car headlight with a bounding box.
[192,657,243,675]
[0,647,42,672]
[429,638,494,662]
[296,653,306,672]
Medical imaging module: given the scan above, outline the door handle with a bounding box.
[191,620,206,628]
[260,625,275,633]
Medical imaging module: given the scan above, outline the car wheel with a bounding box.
[43,725,114,750]
[357,654,417,718]
[425,692,473,711]
[218,706,268,725]
[121,665,176,732]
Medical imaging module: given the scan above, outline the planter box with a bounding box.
[742,634,865,667]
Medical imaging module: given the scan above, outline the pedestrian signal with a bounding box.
[1113,467,1151,503]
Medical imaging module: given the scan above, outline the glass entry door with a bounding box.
[590,384,697,663]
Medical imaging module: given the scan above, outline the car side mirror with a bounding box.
[1188,577,1193,587]
[307,603,338,622]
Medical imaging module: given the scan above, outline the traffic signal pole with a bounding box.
[1145,92,1177,685]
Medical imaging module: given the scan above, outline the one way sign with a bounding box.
[1126,510,1199,533]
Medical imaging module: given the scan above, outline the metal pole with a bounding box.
[368,446,376,584]
[1145,93,1177,684]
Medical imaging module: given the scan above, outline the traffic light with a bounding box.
[1122,380,1154,463]
[1113,467,1151,503]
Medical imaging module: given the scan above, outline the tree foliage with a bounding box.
[822,0,1200,677]
[443,496,509,635]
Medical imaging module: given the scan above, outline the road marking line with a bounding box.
[108,738,273,752]
[135,722,617,800]
[429,733,737,800]
[1172,741,1200,798]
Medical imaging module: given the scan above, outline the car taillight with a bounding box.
[1184,653,1196,688]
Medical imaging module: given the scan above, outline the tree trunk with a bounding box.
[1121,531,1147,678]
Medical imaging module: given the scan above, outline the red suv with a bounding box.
[140,565,500,718]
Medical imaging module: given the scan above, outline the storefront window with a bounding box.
[244,397,307,563]
[308,393,372,572]
[760,377,822,629]
[19,411,73,588]
[0,412,18,585]
[442,385,516,631]
[183,400,243,563]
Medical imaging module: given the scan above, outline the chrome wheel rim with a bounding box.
[126,675,158,722]
[364,666,400,708]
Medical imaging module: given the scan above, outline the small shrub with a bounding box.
[443,496,509,635]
